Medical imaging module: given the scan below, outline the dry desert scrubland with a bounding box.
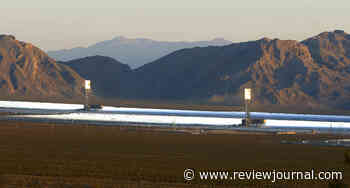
[0,120,349,188]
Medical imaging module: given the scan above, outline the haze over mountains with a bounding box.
[48,37,232,68]
[1,30,350,111]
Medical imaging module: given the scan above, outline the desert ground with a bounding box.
[0,120,349,188]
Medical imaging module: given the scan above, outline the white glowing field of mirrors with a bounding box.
[0,81,350,133]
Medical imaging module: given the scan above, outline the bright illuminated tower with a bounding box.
[84,80,91,111]
[244,88,251,127]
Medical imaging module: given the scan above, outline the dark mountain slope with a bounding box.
[61,56,132,97]
[132,40,263,101]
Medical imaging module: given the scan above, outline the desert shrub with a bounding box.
[344,151,350,165]
[329,180,348,188]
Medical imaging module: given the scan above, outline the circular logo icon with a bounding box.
[184,169,195,181]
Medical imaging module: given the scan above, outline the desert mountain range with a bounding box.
[1,30,350,111]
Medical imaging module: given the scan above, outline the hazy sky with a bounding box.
[1,0,349,51]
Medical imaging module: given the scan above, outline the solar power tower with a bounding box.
[244,88,252,127]
[84,80,91,111]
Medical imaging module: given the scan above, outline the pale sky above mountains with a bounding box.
[1,0,349,50]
